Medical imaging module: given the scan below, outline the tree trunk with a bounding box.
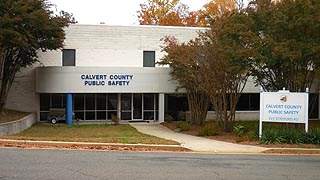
[0,78,9,112]
[0,48,16,113]
[187,90,209,126]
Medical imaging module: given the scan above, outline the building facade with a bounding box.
[5,24,320,123]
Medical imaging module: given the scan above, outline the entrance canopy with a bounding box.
[36,67,180,94]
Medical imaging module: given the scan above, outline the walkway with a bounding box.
[131,123,268,153]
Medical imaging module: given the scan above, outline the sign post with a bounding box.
[259,88,309,138]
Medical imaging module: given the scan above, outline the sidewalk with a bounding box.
[130,123,268,153]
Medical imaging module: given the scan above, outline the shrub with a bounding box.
[233,123,246,137]
[260,128,286,144]
[176,121,191,131]
[177,111,186,121]
[198,122,218,136]
[164,115,174,122]
[304,128,320,144]
[247,130,258,141]
[282,128,305,144]
[260,127,306,144]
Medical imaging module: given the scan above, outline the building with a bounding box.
[5,24,320,123]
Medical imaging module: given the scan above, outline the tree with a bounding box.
[247,0,320,92]
[197,11,256,131]
[137,0,241,27]
[138,0,194,26]
[0,0,71,111]
[196,0,239,26]
[160,10,256,129]
[160,37,209,125]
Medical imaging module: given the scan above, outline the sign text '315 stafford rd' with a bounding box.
[80,74,134,86]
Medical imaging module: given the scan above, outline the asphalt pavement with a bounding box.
[0,148,319,180]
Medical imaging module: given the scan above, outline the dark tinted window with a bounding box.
[108,94,118,110]
[40,94,50,111]
[85,94,95,110]
[144,94,154,110]
[121,94,131,110]
[62,49,75,66]
[96,94,106,110]
[309,93,319,119]
[236,93,259,111]
[74,94,84,110]
[236,94,250,110]
[51,94,64,108]
[143,51,155,67]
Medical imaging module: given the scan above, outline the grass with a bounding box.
[0,109,29,124]
[3,123,179,145]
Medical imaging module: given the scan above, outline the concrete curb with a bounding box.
[262,148,320,155]
[0,138,182,148]
[0,113,36,136]
[1,138,320,154]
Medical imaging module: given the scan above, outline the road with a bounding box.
[0,148,319,180]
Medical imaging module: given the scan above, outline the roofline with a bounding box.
[68,24,209,30]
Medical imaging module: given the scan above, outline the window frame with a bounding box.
[143,51,155,67]
[62,49,76,66]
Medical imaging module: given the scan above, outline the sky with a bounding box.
[49,0,209,25]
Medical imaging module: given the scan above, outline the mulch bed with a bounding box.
[0,142,190,152]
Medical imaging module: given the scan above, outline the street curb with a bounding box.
[263,148,320,155]
[1,139,320,154]
[0,138,181,148]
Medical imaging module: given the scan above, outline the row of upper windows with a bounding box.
[62,49,156,67]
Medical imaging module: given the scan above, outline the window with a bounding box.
[51,94,65,108]
[85,94,96,120]
[121,94,132,120]
[144,94,156,120]
[309,93,319,119]
[39,94,66,121]
[40,94,50,111]
[85,94,95,110]
[40,94,50,121]
[107,94,118,119]
[143,51,155,67]
[62,49,75,66]
[236,93,259,111]
[164,94,188,120]
[73,94,85,120]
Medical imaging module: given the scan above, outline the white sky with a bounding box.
[49,0,210,25]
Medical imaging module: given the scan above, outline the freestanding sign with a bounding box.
[259,88,309,138]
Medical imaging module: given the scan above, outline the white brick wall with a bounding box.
[62,25,205,67]
[5,65,39,112]
[76,49,142,67]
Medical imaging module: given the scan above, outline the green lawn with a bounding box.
[3,123,179,145]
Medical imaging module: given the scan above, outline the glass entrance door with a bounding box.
[132,93,143,120]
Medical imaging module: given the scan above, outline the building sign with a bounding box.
[259,88,309,138]
[80,74,134,86]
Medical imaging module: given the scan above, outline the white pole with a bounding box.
[158,93,165,123]
[305,88,309,133]
[259,87,263,139]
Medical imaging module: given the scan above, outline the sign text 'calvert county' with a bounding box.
[80,74,133,86]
